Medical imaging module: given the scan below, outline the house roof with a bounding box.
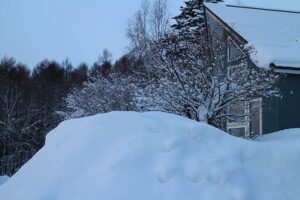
[204,3,300,69]
[224,0,300,11]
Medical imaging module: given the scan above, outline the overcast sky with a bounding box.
[0,0,184,68]
[1,0,299,68]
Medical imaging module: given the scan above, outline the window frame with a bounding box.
[227,98,263,138]
[249,98,263,137]
[228,126,248,138]
[227,36,245,62]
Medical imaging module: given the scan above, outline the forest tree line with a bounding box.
[0,52,144,174]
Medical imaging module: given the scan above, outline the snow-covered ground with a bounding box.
[0,176,9,186]
[0,112,299,200]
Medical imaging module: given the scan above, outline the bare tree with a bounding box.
[127,0,151,59]
[0,57,41,158]
[126,0,170,60]
[150,0,170,41]
[98,48,112,64]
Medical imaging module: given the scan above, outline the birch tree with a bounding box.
[127,0,170,60]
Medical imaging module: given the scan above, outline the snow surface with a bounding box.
[225,0,300,11]
[0,176,9,186]
[1,111,300,200]
[206,3,300,68]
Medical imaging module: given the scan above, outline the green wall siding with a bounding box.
[205,8,300,134]
[263,74,300,134]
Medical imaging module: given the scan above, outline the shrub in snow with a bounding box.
[58,74,136,119]
[136,30,279,127]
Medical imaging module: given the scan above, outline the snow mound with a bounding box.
[0,176,9,186]
[0,112,300,200]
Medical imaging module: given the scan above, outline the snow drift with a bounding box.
[0,112,300,200]
[0,176,9,186]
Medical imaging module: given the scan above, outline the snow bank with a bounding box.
[0,112,300,200]
[0,176,9,186]
[258,128,300,143]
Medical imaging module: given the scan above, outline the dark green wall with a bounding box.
[263,74,300,134]
[206,10,300,134]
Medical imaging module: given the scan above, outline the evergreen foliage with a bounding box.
[172,0,223,33]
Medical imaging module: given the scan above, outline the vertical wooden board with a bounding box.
[263,74,300,134]
[262,96,279,134]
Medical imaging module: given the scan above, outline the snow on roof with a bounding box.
[224,0,300,11]
[205,3,300,69]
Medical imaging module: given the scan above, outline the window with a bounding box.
[227,101,250,138]
[249,99,263,137]
[227,98,262,138]
[227,36,244,62]
[228,101,248,123]
[228,127,246,138]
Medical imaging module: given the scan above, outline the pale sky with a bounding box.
[0,0,184,68]
[2,0,298,68]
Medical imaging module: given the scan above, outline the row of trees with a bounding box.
[0,54,111,174]
[0,47,151,174]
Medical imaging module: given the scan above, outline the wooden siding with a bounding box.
[205,6,247,65]
[263,74,300,133]
[204,5,300,135]
[205,10,225,38]
[204,6,247,45]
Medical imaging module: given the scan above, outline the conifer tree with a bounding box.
[172,0,223,33]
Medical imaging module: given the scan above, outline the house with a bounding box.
[203,3,300,138]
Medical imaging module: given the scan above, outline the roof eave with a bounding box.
[271,63,300,75]
[203,3,248,45]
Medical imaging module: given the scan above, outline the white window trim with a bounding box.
[227,124,250,138]
[227,101,250,138]
[249,98,263,136]
[227,98,263,138]
[227,36,245,62]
